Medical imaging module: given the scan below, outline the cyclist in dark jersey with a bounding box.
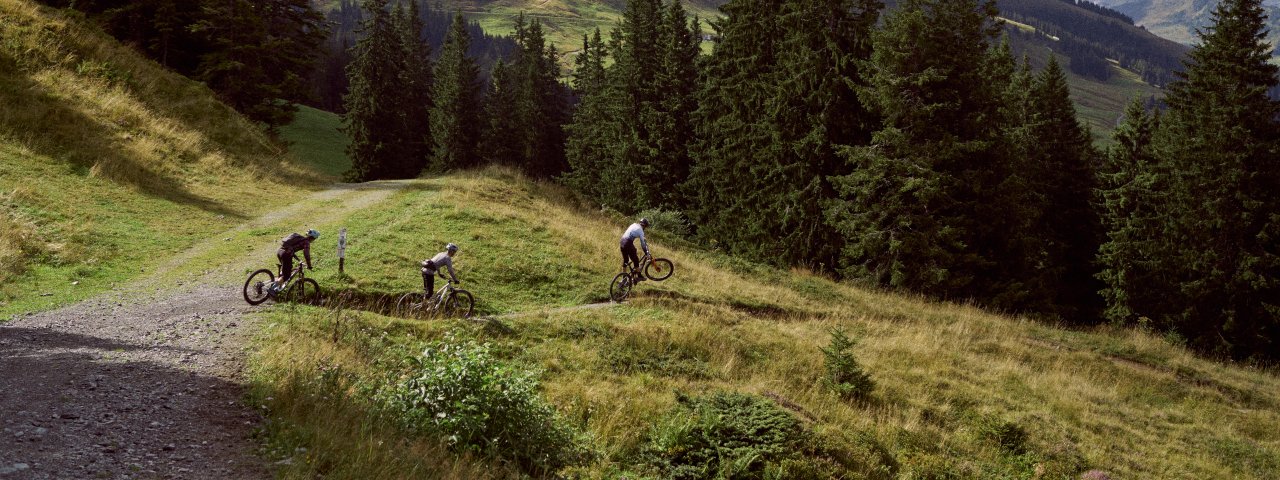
[272,229,319,291]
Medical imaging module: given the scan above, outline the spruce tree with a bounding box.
[430,13,483,172]
[564,29,621,202]
[480,60,521,165]
[1149,0,1280,357]
[1097,99,1167,326]
[826,0,1018,302]
[343,0,406,181]
[393,0,433,178]
[1026,55,1104,320]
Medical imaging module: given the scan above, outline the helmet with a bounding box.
[638,218,650,227]
[445,243,459,253]
[306,229,321,239]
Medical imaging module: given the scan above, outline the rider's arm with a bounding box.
[303,243,313,269]
[639,229,650,255]
[445,261,458,283]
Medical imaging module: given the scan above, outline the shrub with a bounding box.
[821,329,875,401]
[642,391,814,479]
[636,208,690,239]
[377,338,588,475]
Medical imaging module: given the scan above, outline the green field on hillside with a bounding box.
[247,167,1280,479]
[0,0,328,317]
[279,105,353,177]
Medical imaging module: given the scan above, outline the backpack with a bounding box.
[281,233,308,254]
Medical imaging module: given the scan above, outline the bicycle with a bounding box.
[395,268,474,319]
[609,252,674,302]
[243,254,320,305]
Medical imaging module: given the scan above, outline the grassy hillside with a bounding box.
[0,0,329,317]
[279,105,352,178]
[248,167,1280,479]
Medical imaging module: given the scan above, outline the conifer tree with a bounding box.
[1097,99,1166,326]
[430,13,483,172]
[564,29,621,202]
[343,0,406,181]
[1025,55,1104,320]
[1147,0,1280,357]
[393,0,433,178]
[826,0,1018,301]
[480,60,521,165]
[489,16,569,177]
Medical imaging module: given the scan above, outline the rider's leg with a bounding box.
[621,241,642,281]
[276,249,293,285]
[424,273,435,300]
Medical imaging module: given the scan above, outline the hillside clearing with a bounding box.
[249,167,1280,479]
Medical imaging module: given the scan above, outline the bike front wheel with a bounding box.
[610,272,633,302]
[443,289,475,318]
[243,269,275,305]
[283,278,320,304]
[645,258,675,281]
[395,292,426,318]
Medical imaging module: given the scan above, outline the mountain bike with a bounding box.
[243,255,320,305]
[395,270,474,319]
[610,252,674,302]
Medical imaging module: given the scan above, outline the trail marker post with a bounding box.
[338,228,347,274]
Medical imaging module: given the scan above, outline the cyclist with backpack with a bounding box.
[620,218,651,281]
[272,229,319,292]
[421,243,461,296]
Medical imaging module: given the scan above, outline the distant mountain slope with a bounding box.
[1092,0,1280,55]
[0,0,326,316]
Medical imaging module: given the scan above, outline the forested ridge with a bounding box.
[46,0,1280,361]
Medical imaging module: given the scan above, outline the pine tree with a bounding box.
[652,1,701,208]
[193,0,326,129]
[343,0,407,181]
[480,60,519,165]
[564,29,621,202]
[1097,99,1167,326]
[393,0,433,178]
[1148,0,1280,357]
[685,0,787,258]
[490,15,569,177]
[826,0,1018,301]
[1026,55,1104,320]
[430,13,483,172]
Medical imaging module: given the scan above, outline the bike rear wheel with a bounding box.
[395,292,426,318]
[284,278,320,304]
[645,258,675,281]
[243,269,275,305]
[443,289,475,318]
[610,272,633,302]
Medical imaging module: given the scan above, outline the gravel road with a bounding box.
[0,180,410,479]
[0,284,270,479]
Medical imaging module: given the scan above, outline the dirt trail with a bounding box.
[0,181,409,479]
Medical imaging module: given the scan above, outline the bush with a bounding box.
[821,329,875,401]
[636,208,691,240]
[377,338,588,475]
[642,391,815,479]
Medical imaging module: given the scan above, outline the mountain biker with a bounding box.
[421,243,460,296]
[273,229,319,292]
[620,218,651,281]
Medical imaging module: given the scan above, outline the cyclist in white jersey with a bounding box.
[620,218,650,280]
[421,243,461,295]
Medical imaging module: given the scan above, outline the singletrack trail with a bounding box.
[0,181,409,479]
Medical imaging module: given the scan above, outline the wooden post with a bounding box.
[338,227,347,274]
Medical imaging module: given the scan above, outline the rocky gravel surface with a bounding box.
[0,284,271,479]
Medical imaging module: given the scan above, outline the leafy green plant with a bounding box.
[377,337,588,475]
[642,391,816,479]
[821,329,875,401]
